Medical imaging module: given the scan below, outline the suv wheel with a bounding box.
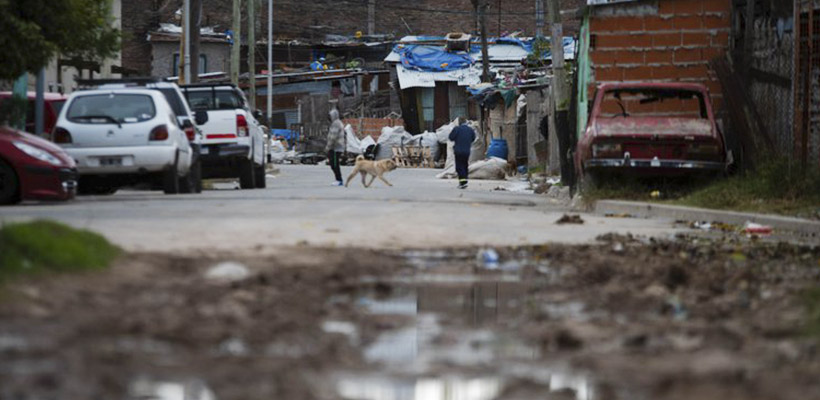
[163,152,180,195]
[0,158,21,205]
[179,158,202,194]
[239,157,255,189]
[254,163,266,189]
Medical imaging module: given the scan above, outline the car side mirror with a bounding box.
[194,110,209,125]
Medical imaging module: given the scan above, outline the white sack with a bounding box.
[344,124,363,154]
[436,157,509,180]
[376,126,413,160]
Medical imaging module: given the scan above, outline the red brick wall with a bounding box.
[588,0,731,110]
[342,118,404,141]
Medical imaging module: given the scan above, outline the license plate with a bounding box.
[99,157,123,166]
[200,147,209,155]
[650,158,661,167]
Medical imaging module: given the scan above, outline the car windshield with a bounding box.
[184,89,244,111]
[156,88,188,117]
[67,94,156,124]
[600,88,707,119]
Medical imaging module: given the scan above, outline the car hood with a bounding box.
[1,126,75,166]
[594,118,715,138]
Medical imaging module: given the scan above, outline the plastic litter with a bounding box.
[477,248,500,270]
[375,126,413,160]
[205,262,250,282]
[744,221,773,235]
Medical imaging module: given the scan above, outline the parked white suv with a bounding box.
[53,89,194,195]
[180,84,266,189]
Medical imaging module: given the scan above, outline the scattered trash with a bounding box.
[605,213,635,218]
[666,295,688,321]
[534,183,551,194]
[546,186,571,202]
[687,221,739,233]
[477,248,500,270]
[744,221,773,236]
[493,186,507,191]
[692,221,712,231]
[612,242,625,253]
[556,214,584,225]
[218,337,249,356]
[204,262,250,282]
[546,177,561,185]
[650,190,662,199]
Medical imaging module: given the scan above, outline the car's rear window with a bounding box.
[599,88,707,119]
[156,88,187,117]
[184,89,244,111]
[67,94,156,124]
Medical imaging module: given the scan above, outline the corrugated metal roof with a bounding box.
[396,65,481,89]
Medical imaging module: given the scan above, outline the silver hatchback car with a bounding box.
[53,89,194,195]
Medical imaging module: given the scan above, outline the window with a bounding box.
[172,54,208,76]
[67,94,156,124]
[420,87,434,125]
[156,88,187,116]
[600,88,707,119]
[183,89,244,111]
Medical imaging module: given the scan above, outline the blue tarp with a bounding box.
[272,129,297,141]
[395,44,474,72]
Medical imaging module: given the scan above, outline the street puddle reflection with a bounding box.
[334,280,596,400]
[128,377,216,400]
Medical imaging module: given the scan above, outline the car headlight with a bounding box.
[13,142,64,166]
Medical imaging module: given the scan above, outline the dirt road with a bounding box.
[2,234,818,400]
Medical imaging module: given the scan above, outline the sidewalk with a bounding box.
[594,200,820,236]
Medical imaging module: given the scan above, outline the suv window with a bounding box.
[67,94,156,124]
[184,89,244,111]
[156,88,188,117]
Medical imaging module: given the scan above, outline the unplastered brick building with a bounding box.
[586,0,731,110]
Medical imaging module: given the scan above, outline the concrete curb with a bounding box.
[593,200,820,236]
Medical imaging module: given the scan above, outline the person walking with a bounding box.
[325,109,345,186]
[448,117,476,189]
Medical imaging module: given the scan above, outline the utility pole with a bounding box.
[190,0,202,82]
[248,0,256,109]
[267,0,273,122]
[497,0,501,36]
[231,0,242,85]
[535,0,544,37]
[183,0,191,84]
[547,0,572,185]
[368,0,376,36]
[479,0,490,82]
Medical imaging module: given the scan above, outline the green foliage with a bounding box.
[0,220,120,281]
[0,0,120,81]
[583,159,820,217]
[679,160,820,216]
[526,37,551,67]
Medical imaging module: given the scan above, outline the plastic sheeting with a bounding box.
[436,157,508,180]
[396,64,481,89]
[375,126,413,160]
[395,44,474,72]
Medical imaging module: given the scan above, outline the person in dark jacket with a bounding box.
[448,117,476,189]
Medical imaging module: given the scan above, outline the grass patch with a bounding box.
[0,220,120,281]
[676,161,820,217]
[583,160,820,218]
[803,287,820,338]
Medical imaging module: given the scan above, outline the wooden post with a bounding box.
[190,0,202,82]
[248,0,256,109]
[479,0,490,82]
[547,0,573,185]
[231,0,242,85]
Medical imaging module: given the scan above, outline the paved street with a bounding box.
[0,164,683,253]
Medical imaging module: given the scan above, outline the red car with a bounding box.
[0,126,77,204]
[0,92,68,136]
[576,82,728,185]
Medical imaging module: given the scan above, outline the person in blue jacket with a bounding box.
[448,117,476,189]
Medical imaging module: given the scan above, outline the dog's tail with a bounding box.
[356,155,365,161]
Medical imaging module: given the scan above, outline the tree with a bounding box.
[0,0,120,81]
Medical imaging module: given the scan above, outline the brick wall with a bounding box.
[342,117,404,141]
[588,0,732,110]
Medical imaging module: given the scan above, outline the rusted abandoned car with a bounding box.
[576,82,728,186]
